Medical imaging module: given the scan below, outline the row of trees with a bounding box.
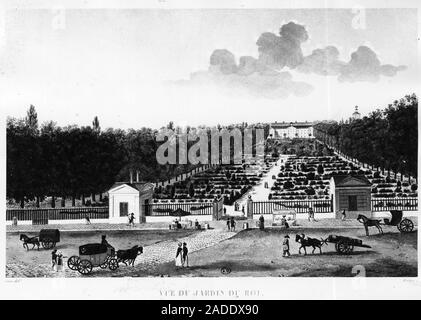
[7,106,269,208]
[314,94,418,178]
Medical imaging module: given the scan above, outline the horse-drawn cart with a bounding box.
[324,235,371,254]
[39,229,60,249]
[67,244,119,275]
[384,210,414,233]
[20,229,60,250]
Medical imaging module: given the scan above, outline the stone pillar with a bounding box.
[247,198,253,220]
[212,199,219,221]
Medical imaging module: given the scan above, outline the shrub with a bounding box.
[283,181,294,189]
[411,184,418,191]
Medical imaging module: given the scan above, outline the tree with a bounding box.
[25,105,39,135]
[317,164,324,175]
[92,116,101,133]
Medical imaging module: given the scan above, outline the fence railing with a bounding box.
[371,197,418,212]
[252,199,333,214]
[6,207,109,221]
[143,202,213,216]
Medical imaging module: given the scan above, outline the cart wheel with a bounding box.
[108,258,119,271]
[78,260,93,275]
[336,241,350,254]
[399,219,414,233]
[67,256,80,271]
[345,244,354,254]
[42,238,54,249]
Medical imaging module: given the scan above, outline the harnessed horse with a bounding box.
[357,214,383,236]
[20,234,40,250]
[295,234,326,255]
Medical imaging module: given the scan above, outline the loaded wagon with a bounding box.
[324,235,371,254]
[67,244,119,275]
[39,229,60,249]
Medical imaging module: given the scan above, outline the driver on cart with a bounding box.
[101,235,115,255]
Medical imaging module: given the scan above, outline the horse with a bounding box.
[116,245,143,266]
[295,234,326,255]
[20,234,40,250]
[357,214,383,236]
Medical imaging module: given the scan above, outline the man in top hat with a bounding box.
[282,235,290,257]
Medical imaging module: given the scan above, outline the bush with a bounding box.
[411,184,418,191]
[283,181,294,189]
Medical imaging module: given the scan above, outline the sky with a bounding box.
[0,8,418,129]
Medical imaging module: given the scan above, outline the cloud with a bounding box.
[338,46,407,82]
[256,22,309,69]
[173,22,407,98]
[297,46,346,76]
[175,50,313,99]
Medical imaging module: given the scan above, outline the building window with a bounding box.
[119,202,129,216]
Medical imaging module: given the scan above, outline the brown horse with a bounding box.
[357,214,383,236]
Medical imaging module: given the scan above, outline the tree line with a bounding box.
[7,106,269,208]
[314,94,417,179]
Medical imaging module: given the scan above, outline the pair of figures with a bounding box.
[175,242,189,267]
[51,249,64,272]
[128,212,135,226]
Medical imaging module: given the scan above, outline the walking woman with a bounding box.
[175,242,183,267]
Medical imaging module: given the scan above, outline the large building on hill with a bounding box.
[268,121,314,139]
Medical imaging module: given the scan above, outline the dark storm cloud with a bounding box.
[175,22,407,98]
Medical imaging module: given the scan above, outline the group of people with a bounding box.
[51,249,65,272]
[175,242,189,267]
[226,217,236,231]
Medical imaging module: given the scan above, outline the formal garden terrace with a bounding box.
[258,154,418,214]
[152,156,277,206]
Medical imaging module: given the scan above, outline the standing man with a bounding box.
[259,215,265,230]
[51,249,58,270]
[226,218,231,231]
[230,217,236,232]
[308,207,314,222]
[282,235,290,257]
[182,242,189,267]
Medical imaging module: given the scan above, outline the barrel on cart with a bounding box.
[39,229,60,249]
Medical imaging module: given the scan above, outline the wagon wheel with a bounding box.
[108,258,119,271]
[336,241,351,254]
[220,267,232,275]
[78,260,93,275]
[67,256,80,271]
[41,238,55,249]
[399,219,414,233]
[345,244,354,254]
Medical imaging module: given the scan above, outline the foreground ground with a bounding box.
[151,227,417,277]
[6,219,417,277]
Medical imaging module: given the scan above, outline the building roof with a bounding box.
[270,121,313,128]
[109,181,154,193]
[331,175,371,187]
